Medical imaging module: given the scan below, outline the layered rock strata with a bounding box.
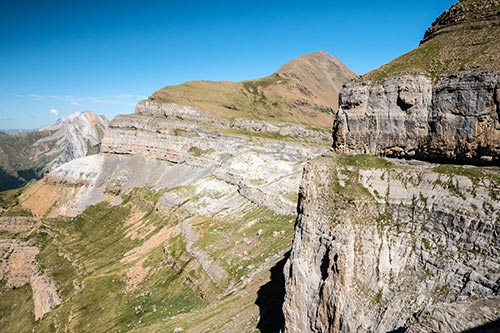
[333,72,500,164]
[283,154,500,332]
[26,101,329,217]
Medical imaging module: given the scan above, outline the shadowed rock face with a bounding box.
[282,155,500,333]
[334,72,500,164]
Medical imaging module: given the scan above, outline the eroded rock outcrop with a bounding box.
[24,100,329,217]
[283,155,500,332]
[0,238,61,320]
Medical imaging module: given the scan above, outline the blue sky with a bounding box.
[0,0,456,130]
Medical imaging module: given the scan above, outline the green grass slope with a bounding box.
[364,0,500,81]
[149,51,356,128]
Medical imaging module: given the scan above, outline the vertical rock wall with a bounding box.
[282,155,500,332]
[334,73,500,164]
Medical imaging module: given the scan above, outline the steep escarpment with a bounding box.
[283,154,499,332]
[149,51,356,128]
[334,0,500,165]
[0,111,108,191]
[334,72,500,163]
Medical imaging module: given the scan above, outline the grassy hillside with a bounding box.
[364,0,500,81]
[0,184,295,332]
[149,51,356,128]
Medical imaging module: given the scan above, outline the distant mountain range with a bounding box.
[0,111,108,191]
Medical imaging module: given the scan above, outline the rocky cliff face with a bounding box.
[334,72,500,164]
[26,101,328,217]
[283,154,499,332]
[285,2,500,331]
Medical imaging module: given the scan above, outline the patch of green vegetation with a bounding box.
[0,284,36,333]
[188,146,214,157]
[337,154,394,169]
[432,164,499,181]
[432,284,451,300]
[372,289,383,306]
[433,164,500,200]
[173,128,200,137]
[422,237,432,250]
[0,187,24,211]
[363,1,500,81]
[0,185,33,225]
[242,73,284,103]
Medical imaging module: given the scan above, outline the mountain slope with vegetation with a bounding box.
[149,51,356,128]
[0,51,346,332]
[364,0,500,81]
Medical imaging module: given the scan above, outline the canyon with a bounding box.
[0,0,499,332]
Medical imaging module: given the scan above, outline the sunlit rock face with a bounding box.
[282,155,500,333]
[334,73,500,165]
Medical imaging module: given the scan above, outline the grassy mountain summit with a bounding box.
[365,0,500,81]
[149,51,356,128]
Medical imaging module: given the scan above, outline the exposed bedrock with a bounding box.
[333,72,500,164]
[282,155,500,332]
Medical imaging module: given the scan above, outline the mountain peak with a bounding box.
[148,51,356,128]
[277,51,354,77]
[40,110,108,132]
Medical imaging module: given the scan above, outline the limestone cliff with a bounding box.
[283,154,499,332]
[333,0,500,165]
[0,217,61,320]
[334,72,500,164]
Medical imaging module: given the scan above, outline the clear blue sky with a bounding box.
[0,0,456,130]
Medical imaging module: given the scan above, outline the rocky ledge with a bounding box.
[333,72,500,164]
[283,154,499,332]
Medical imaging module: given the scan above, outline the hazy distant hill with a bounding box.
[0,111,108,191]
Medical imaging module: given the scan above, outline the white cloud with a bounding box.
[49,108,59,116]
[70,101,81,107]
